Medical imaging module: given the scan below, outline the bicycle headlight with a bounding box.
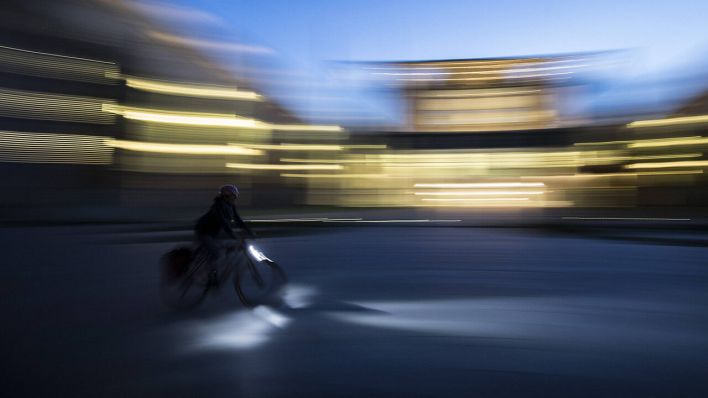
[248,245,272,262]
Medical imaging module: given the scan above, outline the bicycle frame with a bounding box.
[221,241,273,288]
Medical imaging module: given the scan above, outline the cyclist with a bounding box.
[194,184,255,284]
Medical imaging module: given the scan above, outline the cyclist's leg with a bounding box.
[196,234,221,282]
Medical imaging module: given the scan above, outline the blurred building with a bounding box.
[0,1,703,221]
[358,55,596,133]
[0,0,345,221]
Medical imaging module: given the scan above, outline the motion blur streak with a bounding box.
[0,44,118,84]
[280,173,388,179]
[414,182,545,188]
[627,115,708,128]
[627,137,708,148]
[272,124,343,132]
[146,30,275,55]
[104,139,263,156]
[240,143,344,151]
[101,104,262,128]
[625,160,708,169]
[181,312,280,352]
[124,76,263,101]
[413,191,545,196]
[0,89,115,124]
[225,162,343,170]
[0,131,112,164]
[329,297,708,351]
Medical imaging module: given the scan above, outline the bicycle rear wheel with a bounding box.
[160,247,209,310]
[234,259,287,308]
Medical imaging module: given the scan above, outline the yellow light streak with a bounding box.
[574,140,634,146]
[235,143,343,151]
[280,173,388,179]
[125,76,263,101]
[625,160,708,169]
[103,104,342,132]
[629,153,702,160]
[102,104,262,128]
[627,115,708,128]
[627,137,708,148]
[225,163,342,170]
[414,182,545,188]
[0,131,112,164]
[414,191,545,196]
[104,139,262,156]
[271,124,343,132]
[421,198,530,201]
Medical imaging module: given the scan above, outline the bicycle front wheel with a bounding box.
[234,259,287,308]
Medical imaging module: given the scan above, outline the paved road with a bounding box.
[3,226,708,397]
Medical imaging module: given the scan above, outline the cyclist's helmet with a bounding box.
[220,184,240,196]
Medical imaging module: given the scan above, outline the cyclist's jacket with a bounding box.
[195,196,254,239]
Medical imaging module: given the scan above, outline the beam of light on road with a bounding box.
[281,284,318,309]
[327,297,708,351]
[252,306,291,328]
[180,312,279,351]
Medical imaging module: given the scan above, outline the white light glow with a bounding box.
[248,245,272,262]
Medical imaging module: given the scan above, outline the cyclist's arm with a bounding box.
[233,208,256,239]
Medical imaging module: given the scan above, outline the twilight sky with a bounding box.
[171,0,708,76]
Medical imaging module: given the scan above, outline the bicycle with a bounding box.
[160,239,287,310]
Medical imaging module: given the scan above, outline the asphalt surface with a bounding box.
[3,225,708,397]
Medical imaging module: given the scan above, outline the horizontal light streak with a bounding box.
[421,198,530,201]
[0,131,112,164]
[226,163,342,170]
[378,64,582,76]
[341,219,462,223]
[629,153,702,160]
[271,124,343,132]
[563,217,690,221]
[102,105,262,128]
[0,44,114,64]
[625,160,708,169]
[238,143,343,151]
[627,115,708,128]
[426,89,540,97]
[627,137,708,148]
[0,45,118,84]
[280,173,387,179]
[104,139,262,156]
[125,76,263,101]
[0,88,115,124]
[414,191,545,196]
[400,71,572,82]
[103,105,342,132]
[414,182,545,188]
